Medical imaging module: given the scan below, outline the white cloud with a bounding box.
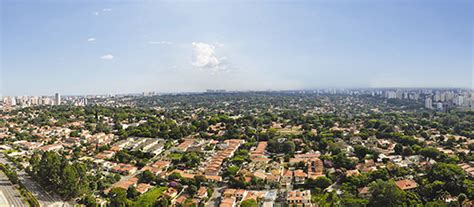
[148,41,173,45]
[87,38,96,42]
[191,42,228,73]
[93,8,111,16]
[100,54,114,60]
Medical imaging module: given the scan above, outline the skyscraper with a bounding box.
[55,93,61,105]
[454,95,464,106]
[424,98,432,109]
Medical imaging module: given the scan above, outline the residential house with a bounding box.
[281,170,293,187]
[294,170,307,184]
[286,190,312,207]
[395,179,418,191]
[112,163,137,175]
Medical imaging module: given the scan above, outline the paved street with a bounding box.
[0,171,26,207]
[0,154,69,207]
[206,186,224,207]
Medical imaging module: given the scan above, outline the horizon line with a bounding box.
[2,87,473,97]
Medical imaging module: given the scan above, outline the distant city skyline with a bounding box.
[3,88,473,111]
[1,0,473,96]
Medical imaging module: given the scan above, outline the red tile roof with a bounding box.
[395,179,418,190]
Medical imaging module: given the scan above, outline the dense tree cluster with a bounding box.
[29,152,91,199]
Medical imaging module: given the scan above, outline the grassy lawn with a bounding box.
[168,153,183,161]
[1,149,18,154]
[133,186,168,207]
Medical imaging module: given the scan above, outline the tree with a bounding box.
[109,188,130,207]
[341,196,368,206]
[354,145,370,160]
[420,147,442,161]
[154,196,170,207]
[37,151,62,187]
[420,180,445,200]
[402,146,414,156]
[427,163,466,195]
[425,201,448,207]
[458,193,467,205]
[224,166,240,177]
[187,185,198,197]
[181,152,202,168]
[313,176,333,189]
[368,180,405,207]
[194,175,206,187]
[333,153,356,169]
[282,141,296,154]
[168,172,182,181]
[81,194,97,207]
[241,199,258,207]
[139,170,155,184]
[394,144,403,155]
[127,186,139,200]
[60,165,79,198]
[404,191,422,206]
[70,130,81,137]
[31,151,89,199]
[0,164,19,184]
[314,192,341,206]
[369,169,389,181]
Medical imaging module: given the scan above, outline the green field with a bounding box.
[168,153,183,161]
[133,186,168,207]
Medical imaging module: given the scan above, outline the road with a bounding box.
[0,171,27,207]
[206,186,224,207]
[0,154,70,207]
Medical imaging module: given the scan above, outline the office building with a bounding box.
[424,98,432,109]
[55,93,61,105]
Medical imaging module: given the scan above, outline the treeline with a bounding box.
[0,163,19,184]
[111,149,154,168]
[339,162,474,205]
[29,151,90,199]
[122,118,194,139]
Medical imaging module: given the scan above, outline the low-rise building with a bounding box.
[395,179,418,191]
[112,163,137,175]
[38,143,63,152]
[136,183,152,194]
[294,170,307,184]
[287,190,312,207]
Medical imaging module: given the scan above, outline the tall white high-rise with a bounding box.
[55,93,61,105]
[424,98,432,109]
[454,95,464,106]
[386,91,396,99]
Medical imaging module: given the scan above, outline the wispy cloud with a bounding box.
[191,42,229,73]
[87,38,96,42]
[93,8,112,16]
[148,41,173,45]
[100,54,114,60]
[214,41,225,47]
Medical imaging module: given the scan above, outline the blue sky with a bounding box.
[1,0,472,95]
